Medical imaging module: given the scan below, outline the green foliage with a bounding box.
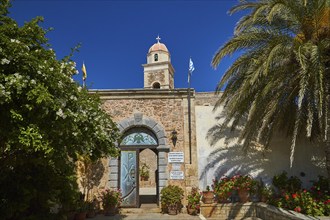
[211,0,330,173]
[0,2,119,219]
[139,162,150,179]
[160,185,184,207]
[272,171,302,193]
[271,190,326,216]
[212,176,235,201]
[187,187,201,210]
[100,188,122,209]
[270,174,330,216]
[232,174,259,193]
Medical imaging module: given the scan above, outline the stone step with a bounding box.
[120,207,161,214]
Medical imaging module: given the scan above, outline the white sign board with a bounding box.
[172,163,181,171]
[168,152,184,163]
[170,171,184,180]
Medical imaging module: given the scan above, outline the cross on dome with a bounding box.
[156,35,161,43]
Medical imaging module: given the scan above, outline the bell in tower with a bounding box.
[143,36,175,89]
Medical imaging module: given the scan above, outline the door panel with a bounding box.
[120,150,138,207]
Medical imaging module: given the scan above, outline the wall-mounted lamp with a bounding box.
[171,129,178,147]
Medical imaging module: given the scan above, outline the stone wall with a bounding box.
[200,203,320,220]
[89,89,199,202]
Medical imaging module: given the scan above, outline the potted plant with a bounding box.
[212,176,234,203]
[202,185,214,204]
[85,200,96,218]
[75,200,88,220]
[257,179,273,202]
[259,185,273,202]
[100,188,122,216]
[160,185,184,215]
[187,187,201,215]
[139,162,150,181]
[232,174,258,203]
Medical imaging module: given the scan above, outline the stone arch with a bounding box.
[109,112,169,204]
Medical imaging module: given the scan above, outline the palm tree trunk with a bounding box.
[326,140,330,184]
[326,90,330,185]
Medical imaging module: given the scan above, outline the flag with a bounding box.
[82,62,87,81]
[188,58,195,83]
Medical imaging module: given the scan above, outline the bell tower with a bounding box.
[143,36,175,89]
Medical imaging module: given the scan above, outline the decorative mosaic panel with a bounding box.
[121,132,157,145]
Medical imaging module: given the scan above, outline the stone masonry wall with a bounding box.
[200,203,320,220]
[91,89,199,203]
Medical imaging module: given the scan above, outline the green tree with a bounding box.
[212,0,330,178]
[0,0,120,219]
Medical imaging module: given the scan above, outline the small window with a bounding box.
[152,82,160,89]
[154,54,158,61]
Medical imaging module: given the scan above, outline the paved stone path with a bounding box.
[92,213,203,220]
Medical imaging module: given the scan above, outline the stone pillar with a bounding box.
[157,148,168,202]
[109,157,119,189]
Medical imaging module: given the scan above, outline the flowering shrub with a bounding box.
[231,174,258,193]
[212,177,234,202]
[270,174,330,216]
[271,190,325,216]
[100,188,122,209]
[187,187,201,210]
[272,171,301,193]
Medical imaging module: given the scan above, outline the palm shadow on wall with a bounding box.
[199,111,271,182]
[199,111,326,183]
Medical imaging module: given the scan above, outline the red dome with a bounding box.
[148,42,168,53]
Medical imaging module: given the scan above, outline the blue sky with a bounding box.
[9,0,245,92]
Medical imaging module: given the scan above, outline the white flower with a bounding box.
[10,39,20,43]
[1,58,10,65]
[49,67,54,71]
[77,86,82,92]
[56,108,66,119]
[70,95,77,101]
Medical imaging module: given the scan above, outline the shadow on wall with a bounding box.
[77,159,105,201]
[199,111,326,187]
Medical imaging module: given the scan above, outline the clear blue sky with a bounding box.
[9,0,245,92]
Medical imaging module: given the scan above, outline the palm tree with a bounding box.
[212,0,330,179]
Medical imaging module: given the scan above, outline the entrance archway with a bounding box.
[108,113,170,208]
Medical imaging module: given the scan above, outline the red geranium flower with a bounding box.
[292,193,298,199]
[294,207,301,213]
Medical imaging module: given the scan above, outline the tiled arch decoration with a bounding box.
[108,112,170,195]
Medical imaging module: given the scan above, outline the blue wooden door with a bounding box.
[120,150,138,207]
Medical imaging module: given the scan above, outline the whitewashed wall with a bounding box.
[195,105,327,190]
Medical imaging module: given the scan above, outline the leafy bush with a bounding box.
[270,173,329,216]
[272,171,302,193]
[100,188,122,209]
[160,185,184,210]
[187,187,201,210]
[212,176,234,202]
[232,174,258,193]
[0,2,119,219]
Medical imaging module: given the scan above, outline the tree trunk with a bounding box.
[326,143,330,185]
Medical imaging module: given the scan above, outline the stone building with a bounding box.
[90,38,326,208]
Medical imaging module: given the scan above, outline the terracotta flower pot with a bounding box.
[238,189,249,203]
[168,205,178,215]
[74,212,87,220]
[104,206,117,216]
[187,206,199,215]
[202,191,214,204]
